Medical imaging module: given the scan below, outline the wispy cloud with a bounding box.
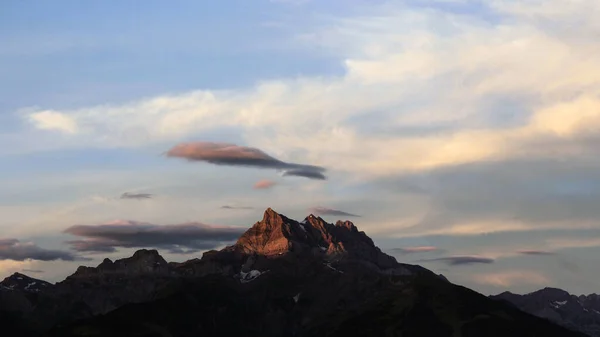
[517,250,555,256]
[220,205,254,210]
[22,269,44,274]
[473,270,550,287]
[418,256,495,266]
[63,220,245,254]
[0,238,80,261]
[309,206,361,218]
[546,237,600,250]
[166,142,327,180]
[389,246,440,254]
[120,192,153,200]
[253,179,277,189]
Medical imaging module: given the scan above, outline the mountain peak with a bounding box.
[131,249,162,259]
[531,287,571,299]
[261,207,289,224]
[234,209,298,256]
[1,272,52,292]
[9,272,29,278]
[232,208,399,270]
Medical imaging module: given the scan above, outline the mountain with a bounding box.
[1,272,52,292]
[491,288,600,336]
[0,208,587,336]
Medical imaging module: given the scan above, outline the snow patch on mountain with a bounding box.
[239,269,268,283]
[551,300,567,308]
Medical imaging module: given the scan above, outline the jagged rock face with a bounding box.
[492,287,600,337]
[234,208,297,255]
[233,208,398,270]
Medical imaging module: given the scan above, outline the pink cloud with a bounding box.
[254,179,277,189]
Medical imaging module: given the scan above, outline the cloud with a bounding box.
[253,179,277,189]
[389,246,440,254]
[22,269,44,274]
[66,240,117,253]
[20,0,600,177]
[0,239,79,261]
[418,255,495,266]
[282,168,327,180]
[63,220,245,254]
[472,270,550,287]
[15,0,600,242]
[27,110,78,134]
[517,250,555,256]
[120,192,153,200]
[372,157,600,238]
[166,142,327,180]
[546,237,600,250]
[220,205,253,210]
[309,206,361,217]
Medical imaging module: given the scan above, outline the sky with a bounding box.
[1,0,600,296]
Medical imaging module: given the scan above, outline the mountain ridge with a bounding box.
[492,287,600,336]
[0,208,588,337]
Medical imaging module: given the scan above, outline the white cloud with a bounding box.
[28,110,79,134]
[19,0,600,176]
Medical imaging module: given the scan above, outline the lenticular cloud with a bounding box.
[166,142,327,180]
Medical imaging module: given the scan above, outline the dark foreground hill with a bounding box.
[492,288,600,336]
[1,208,586,337]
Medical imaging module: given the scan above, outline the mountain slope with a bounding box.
[491,288,600,336]
[43,208,584,337]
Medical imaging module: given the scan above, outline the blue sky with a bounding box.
[2,0,600,296]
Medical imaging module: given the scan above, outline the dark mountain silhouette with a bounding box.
[492,287,600,336]
[0,209,587,336]
[1,272,52,292]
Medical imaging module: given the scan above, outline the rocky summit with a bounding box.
[230,208,401,271]
[0,209,588,337]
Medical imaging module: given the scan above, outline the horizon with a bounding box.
[2,206,582,297]
[2,0,600,297]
